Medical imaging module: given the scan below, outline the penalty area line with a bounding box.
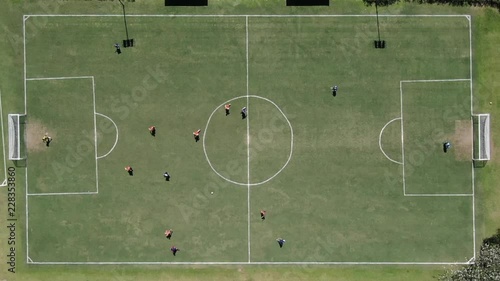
[28,192,98,196]
[404,193,473,197]
[26,76,94,81]
[400,78,471,83]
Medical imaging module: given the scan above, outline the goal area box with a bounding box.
[8,114,26,160]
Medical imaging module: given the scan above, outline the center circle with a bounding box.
[202,95,294,186]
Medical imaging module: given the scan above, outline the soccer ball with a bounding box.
[211,192,214,195]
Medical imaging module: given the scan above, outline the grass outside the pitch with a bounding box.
[1,0,500,280]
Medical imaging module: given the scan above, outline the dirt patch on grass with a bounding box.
[26,119,55,153]
[451,120,472,161]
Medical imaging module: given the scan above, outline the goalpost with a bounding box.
[473,113,490,166]
[8,114,26,160]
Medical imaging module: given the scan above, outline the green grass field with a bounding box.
[22,14,474,263]
[1,1,500,280]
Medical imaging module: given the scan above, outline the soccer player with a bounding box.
[125,166,133,176]
[225,103,231,116]
[241,107,247,119]
[170,246,179,256]
[193,129,201,142]
[165,229,173,239]
[443,141,451,153]
[164,171,171,181]
[149,126,156,137]
[276,238,286,248]
[114,43,121,54]
[42,133,52,147]
[331,85,338,97]
[260,210,266,221]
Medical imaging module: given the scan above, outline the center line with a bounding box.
[245,15,251,264]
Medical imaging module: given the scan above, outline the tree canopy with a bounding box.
[439,229,500,281]
[362,0,500,10]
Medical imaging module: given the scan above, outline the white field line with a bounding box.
[28,192,98,196]
[468,15,477,259]
[92,77,99,194]
[23,15,29,263]
[399,81,406,195]
[95,112,119,159]
[23,17,27,114]
[24,14,470,18]
[0,90,8,186]
[25,164,29,263]
[28,261,472,265]
[404,193,473,197]
[24,14,473,266]
[400,79,471,83]
[26,76,94,81]
[379,117,403,165]
[245,15,251,264]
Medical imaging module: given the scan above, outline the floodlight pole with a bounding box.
[375,0,381,42]
[118,0,130,41]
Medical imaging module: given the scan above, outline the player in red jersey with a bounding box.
[193,129,201,142]
[149,126,156,137]
[125,166,133,176]
[165,229,173,239]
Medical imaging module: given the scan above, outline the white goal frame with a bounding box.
[8,113,26,160]
[473,113,490,161]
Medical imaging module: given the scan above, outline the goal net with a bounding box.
[473,113,490,163]
[8,114,26,160]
